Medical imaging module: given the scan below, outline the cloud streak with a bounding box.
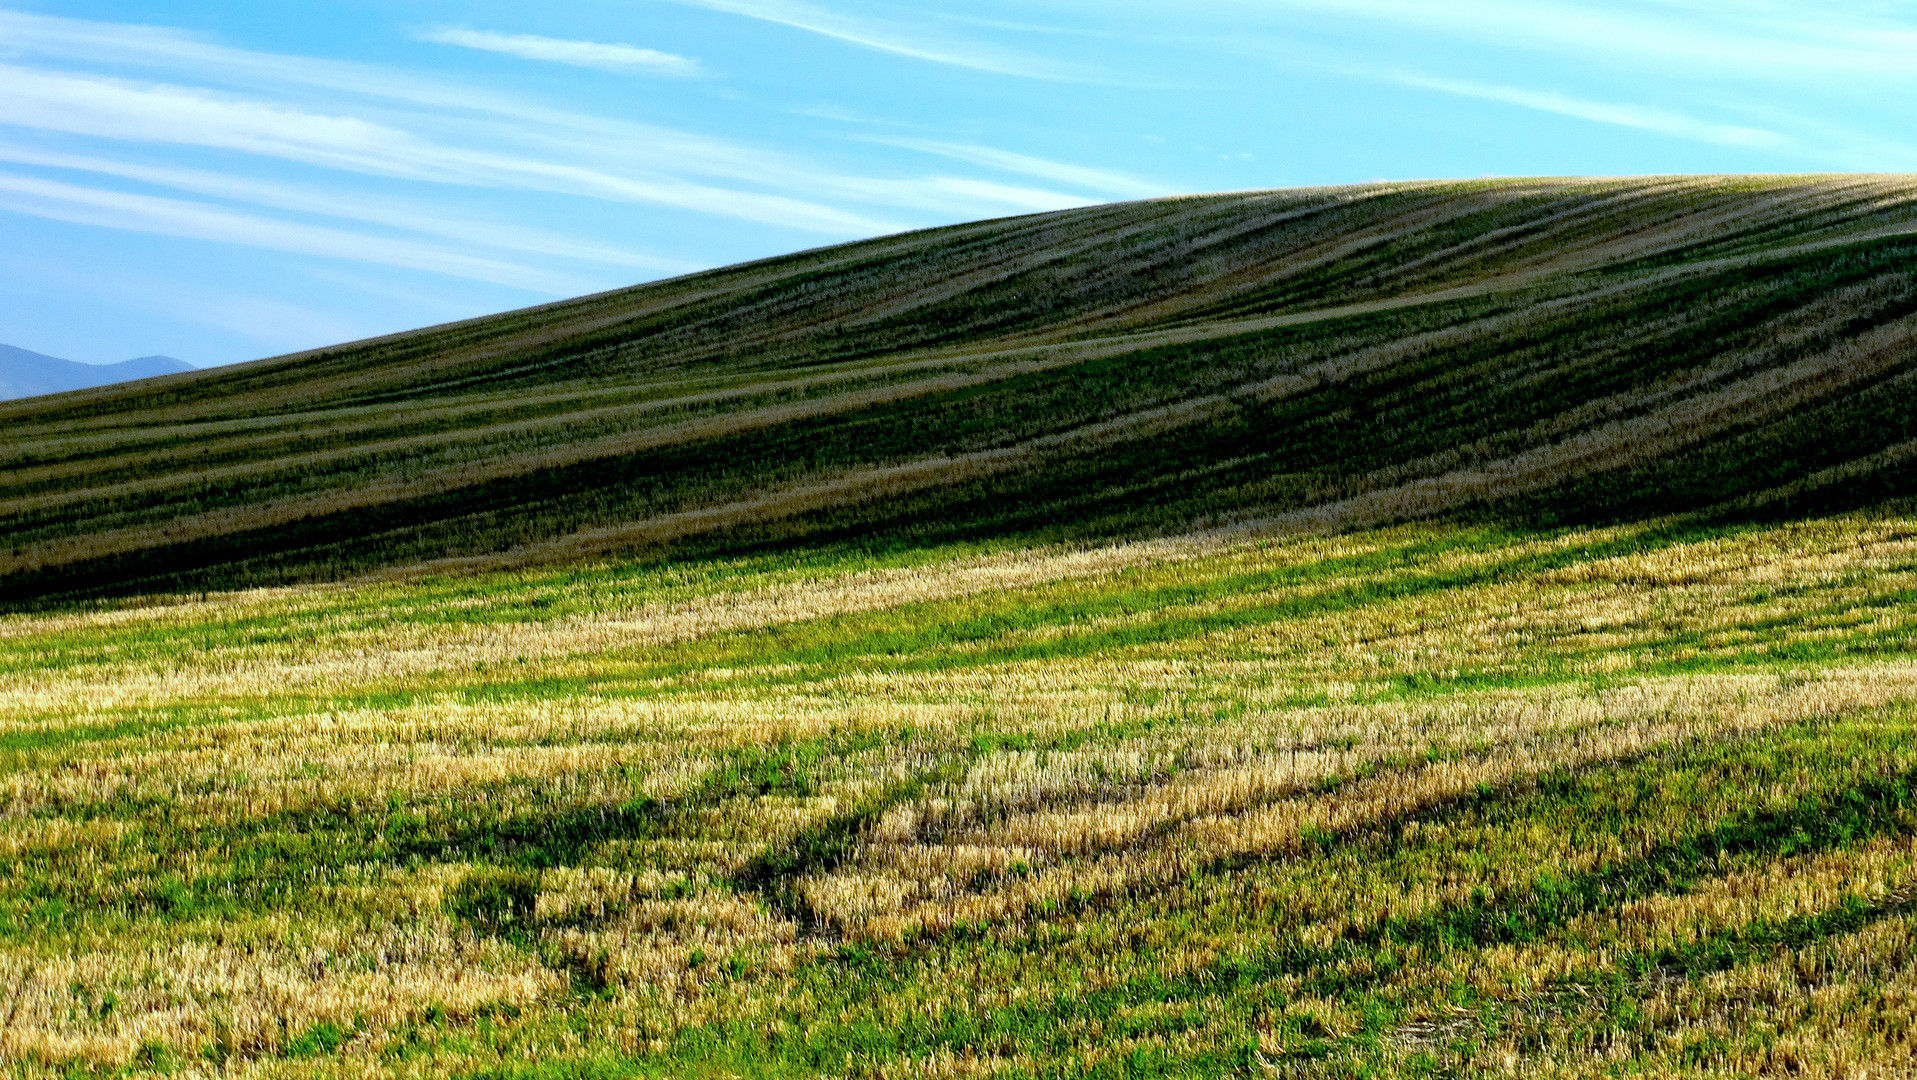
[876,139,1173,199]
[416,27,704,77]
[0,171,596,294]
[0,13,1134,230]
[0,63,911,235]
[1383,72,1788,149]
[662,0,1108,81]
[1217,0,1917,80]
[0,142,701,273]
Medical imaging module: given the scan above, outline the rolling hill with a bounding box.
[0,345,193,403]
[6,176,1917,1078]
[8,175,1917,604]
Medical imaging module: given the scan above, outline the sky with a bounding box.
[2,1,1915,367]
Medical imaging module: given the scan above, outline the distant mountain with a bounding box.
[0,345,195,401]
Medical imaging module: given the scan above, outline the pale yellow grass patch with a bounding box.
[0,920,559,1068]
[0,527,1362,712]
[1458,839,1917,1001]
[1530,916,1917,1079]
[827,665,1917,941]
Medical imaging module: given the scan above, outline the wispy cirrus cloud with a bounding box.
[875,139,1174,199]
[1208,0,1917,79]
[660,0,1109,81]
[0,63,909,235]
[0,142,701,273]
[0,170,599,295]
[416,27,704,77]
[1379,72,1788,149]
[0,11,1133,230]
[1157,1,1894,158]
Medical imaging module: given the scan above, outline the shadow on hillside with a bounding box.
[10,443,1917,618]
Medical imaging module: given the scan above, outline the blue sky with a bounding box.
[2,1,1914,367]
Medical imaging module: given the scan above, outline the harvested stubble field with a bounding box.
[8,176,1917,1078]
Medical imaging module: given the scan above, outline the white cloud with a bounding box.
[0,142,701,273]
[875,139,1173,199]
[1201,0,1917,80]
[416,27,703,77]
[886,177,1100,214]
[0,170,599,295]
[661,0,1107,81]
[0,15,1128,234]
[1384,72,1788,149]
[1151,1,1907,162]
[0,63,907,235]
[0,66,1116,230]
[0,64,419,175]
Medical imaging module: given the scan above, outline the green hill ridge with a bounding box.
[8,174,1917,603]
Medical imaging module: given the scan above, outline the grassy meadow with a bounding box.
[6,176,1917,1077]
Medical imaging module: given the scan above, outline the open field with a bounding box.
[7,176,1917,1077]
